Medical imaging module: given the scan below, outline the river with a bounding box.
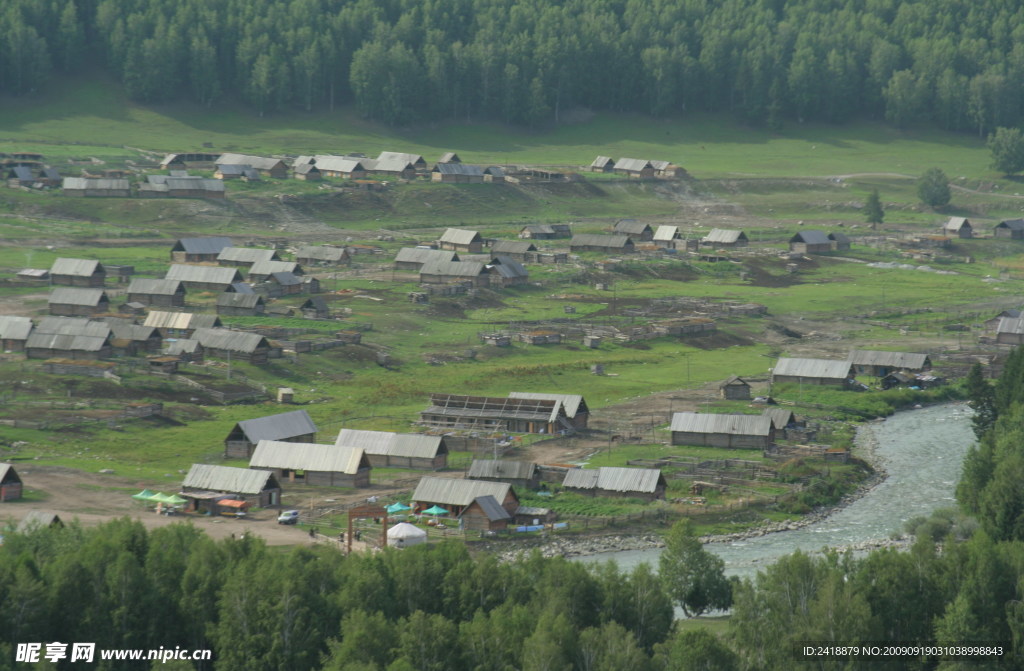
[574,402,975,578]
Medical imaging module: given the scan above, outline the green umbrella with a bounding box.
[150,492,187,505]
[422,505,448,516]
[386,502,411,514]
[131,489,158,501]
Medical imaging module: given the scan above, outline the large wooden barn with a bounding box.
[569,234,635,254]
[0,316,32,352]
[772,357,855,387]
[419,260,490,287]
[216,292,266,316]
[394,248,460,271]
[50,258,106,287]
[334,429,449,469]
[562,466,667,500]
[507,392,590,430]
[165,264,244,292]
[439,228,484,253]
[670,412,775,449]
[26,317,112,360]
[467,460,540,490]
[216,247,281,268]
[412,476,519,518]
[170,237,234,263]
[420,393,575,434]
[181,464,282,511]
[847,350,931,377]
[48,287,110,317]
[996,316,1024,345]
[613,220,654,241]
[216,153,288,178]
[249,440,371,488]
[143,311,222,338]
[191,328,272,365]
[224,409,318,459]
[126,278,186,308]
[789,231,833,254]
[702,229,749,248]
[296,245,351,267]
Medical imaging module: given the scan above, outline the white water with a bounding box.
[574,403,975,578]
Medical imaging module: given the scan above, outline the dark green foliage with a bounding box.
[989,127,1024,176]
[917,167,952,208]
[658,519,732,617]
[864,188,884,225]
[965,362,997,438]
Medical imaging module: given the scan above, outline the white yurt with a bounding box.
[387,522,427,548]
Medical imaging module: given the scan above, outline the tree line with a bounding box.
[4,0,1024,131]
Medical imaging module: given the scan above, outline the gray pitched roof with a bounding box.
[440,228,482,245]
[488,256,529,279]
[216,153,285,171]
[790,230,831,245]
[217,293,264,308]
[419,260,487,277]
[231,282,255,294]
[51,258,104,277]
[763,408,797,430]
[468,460,537,480]
[432,163,484,176]
[35,316,110,337]
[570,234,633,248]
[0,462,21,484]
[590,156,615,168]
[563,466,664,493]
[491,240,537,255]
[166,264,243,285]
[62,177,130,191]
[173,237,234,254]
[182,464,276,494]
[943,217,971,231]
[296,245,348,262]
[192,328,269,354]
[250,440,368,474]
[312,155,366,173]
[217,247,279,264]
[108,321,158,342]
[614,158,654,172]
[702,228,747,244]
[507,392,586,418]
[0,315,32,340]
[25,332,109,352]
[144,311,222,330]
[16,511,62,532]
[395,248,459,264]
[127,278,184,296]
[653,225,680,241]
[997,316,1024,335]
[249,260,300,276]
[236,409,317,443]
[828,232,851,244]
[847,350,930,369]
[412,476,512,508]
[466,495,513,521]
[670,412,774,436]
[997,219,1024,231]
[439,152,461,163]
[424,394,567,424]
[773,357,853,380]
[377,151,425,165]
[335,429,446,458]
[613,220,652,235]
[165,338,201,355]
[49,287,107,307]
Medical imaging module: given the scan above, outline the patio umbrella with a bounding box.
[386,502,411,514]
[422,505,448,516]
[131,489,159,501]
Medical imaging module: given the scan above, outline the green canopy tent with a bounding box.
[131,489,159,502]
[386,502,412,514]
[422,505,448,516]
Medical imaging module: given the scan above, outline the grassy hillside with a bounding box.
[0,74,999,180]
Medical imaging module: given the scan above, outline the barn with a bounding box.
[763,408,799,435]
[377,151,427,170]
[467,460,540,490]
[772,357,854,386]
[720,375,752,400]
[848,350,931,377]
[192,328,272,365]
[942,217,973,239]
[126,278,186,307]
[165,264,243,292]
[829,232,852,251]
[653,226,681,247]
[0,315,32,351]
[16,511,63,532]
[487,256,530,287]
[247,260,304,283]
[589,156,615,173]
[411,476,519,518]
[0,463,23,501]
[489,240,538,260]
[562,466,667,500]
[702,229,749,248]
[394,248,460,271]
[670,412,775,449]
[431,163,485,183]
[249,440,371,488]
[459,495,514,532]
[334,429,449,469]
[994,219,1024,239]
[50,258,106,287]
[61,177,131,197]
[420,393,575,434]
[216,292,266,316]
[300,296,330,318]
[569,234,635,254]
[507,392,589,430]
[296,245,350,267]
[215,153,288,178]
[419,260,490,287]
[311,156,367,179]
[181,464,282,511]
[217,247,281,268]
[170,237,234,263]
[26,317,112,360]
[144,311,222,338]
[613,158,655,178]
[438,152,462,164]
[214,164,261,181]
[439,228,484,253]
[107,320,162,355]
[996,316,1024,345]
[789,231,833,254]
[48,287,110,317]
[224,409,318,459]
[613,220,654,241]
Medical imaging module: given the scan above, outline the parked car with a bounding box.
[277,510,300,525]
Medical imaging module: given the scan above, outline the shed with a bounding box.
[789,231,833,254]
[720,375,752,400]
[300,296,330,318]
[181,464,281,510]
[224,409,318,459]
[994,219,1024,239]
[364,157,417,179]
[165,264,243,292]
[247,260,304,283]
[217,247,281,267]
[170,237,234,263]
[438,152,462,164]
[419,260,490,287]
[61,177,131,197]
[653,226,681,246]
[487,256,529,287]
[387,522,428,548]
[250,440,371,488]
[215,153,288,178]
[670,412,775,449]
[394,248,460,271]
[490,240,538,260]
[829,232,852,251]
[192,328,272,364]
[26,318,112,360]
[165,338,203,363]
[514,505,556,525]
[569,234,635,254]
[942,217,973,239]
[216,292,266,316]
[996,316,1024,345]
[144,311,222,338]
[292,163,321,180]
[702,229,749,247]
[0,315,32,351]
[459,495,513,531]
[0,463,23,501]
[312,156,367,179]
[411,476,519,518]
[507,392,589,429]
[613,158,655,178]
[562,466,667,500]
[376,151,427,170]
[468,460,540,490]
[16,511,63,532]
[431,163,485,183]
[772,357,854,386]
[483,166,505,183]
[613,220,654,241]
[296,245,350,267]
[763,408,800,433]
[420,394,574,434]
[439,228,484,253]
[335,429,449,470]
[589,156,615,173]
[107,320,162,354]
[48,287,110,317]
[50,258,106,287]
[126,278,186,308]
[847,350,931,377]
